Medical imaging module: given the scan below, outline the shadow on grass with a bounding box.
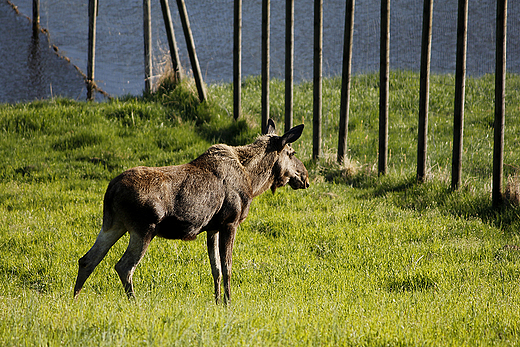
[324,167,520,235]
[385,272,437,292]
[149,77,259,147]
[196,116,258,146]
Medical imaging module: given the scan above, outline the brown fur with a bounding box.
[73,120,309,304]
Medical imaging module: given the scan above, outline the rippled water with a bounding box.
[2,0,519,102]
[0,2,86,103]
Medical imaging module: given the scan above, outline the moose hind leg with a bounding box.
[115,231,154,298]
[74,225,126,298]
[207,231,222,304]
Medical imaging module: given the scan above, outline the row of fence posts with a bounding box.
[29,0,509,206]
[231,0,508,207]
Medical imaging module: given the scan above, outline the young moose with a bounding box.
[74,120,309,304]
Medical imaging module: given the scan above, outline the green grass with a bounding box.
[1,73,520,346]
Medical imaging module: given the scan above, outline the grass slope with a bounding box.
[0,73,519,346]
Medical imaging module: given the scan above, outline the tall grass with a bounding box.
[0,73,519,346]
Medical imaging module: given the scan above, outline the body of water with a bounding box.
[0,1,86,102]
[1,0,519,102]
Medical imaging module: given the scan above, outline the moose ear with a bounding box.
[280,124,304,147]
[264,119,276,135]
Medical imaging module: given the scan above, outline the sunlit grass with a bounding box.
[0,73,519,345]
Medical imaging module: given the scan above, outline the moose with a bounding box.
[74,120,309,304]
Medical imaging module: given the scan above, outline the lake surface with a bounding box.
[2,0,519,102]
[0,1,85,102]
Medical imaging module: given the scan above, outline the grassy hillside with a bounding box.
[0,73,519,346]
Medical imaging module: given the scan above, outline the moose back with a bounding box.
[74,120,309,304]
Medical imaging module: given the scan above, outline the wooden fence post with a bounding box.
[143,0,152,93]
[451,0,468,190]
[493,0,507,207]
[32,0,40,36]
[160,0,183,80]
[379,0,390,174]
[87,0,98,101]
[313,0,323,161]
[337,0,355,164]
[234,0,242,120]
[261,0,270,133]
[417,0,433,182]
[176,0,207,102]
[285,0,294,132]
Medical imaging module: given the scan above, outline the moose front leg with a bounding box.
[218,224,237,305]
[206,231,222,304]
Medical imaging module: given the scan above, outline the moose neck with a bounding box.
[235,139,278,198]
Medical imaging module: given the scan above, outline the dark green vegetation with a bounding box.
[1,72,519,345]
